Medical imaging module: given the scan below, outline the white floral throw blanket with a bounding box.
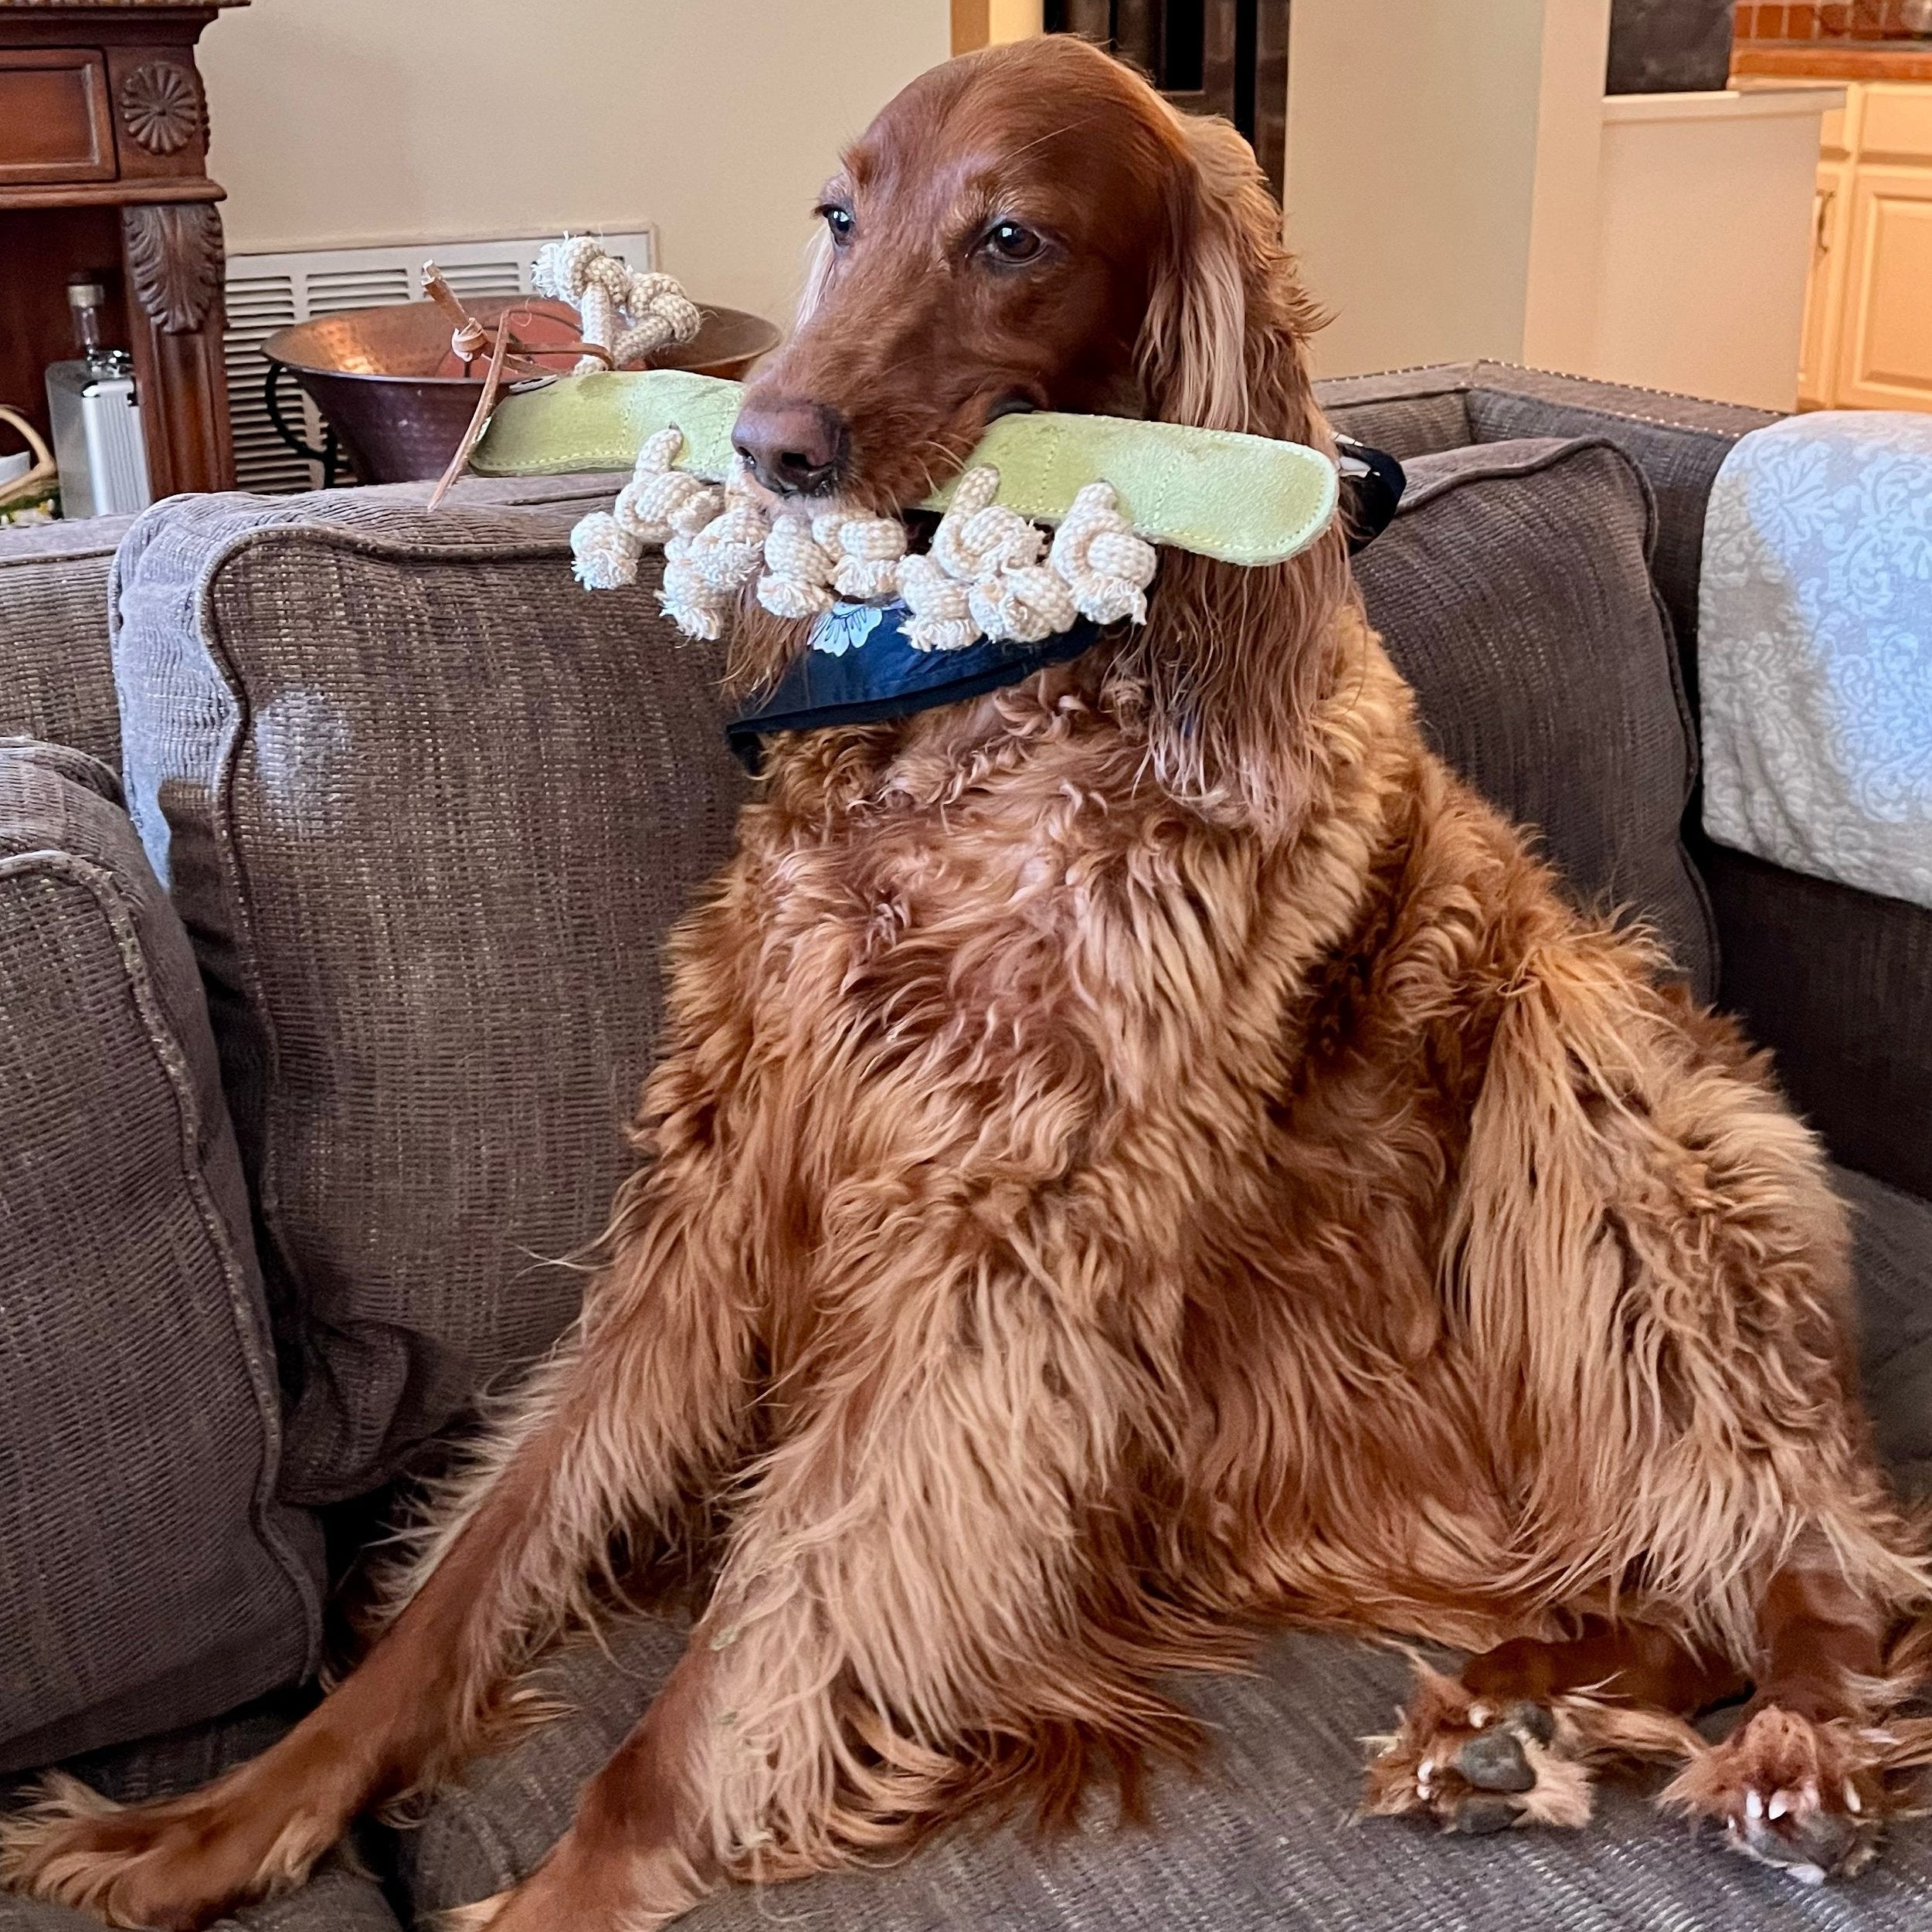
[1699,412,1932,911]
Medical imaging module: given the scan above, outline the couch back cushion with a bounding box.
[1354,436,1716,998]
[0,515,132,774]
[112,486,749,1502]
[0,741,322,1771]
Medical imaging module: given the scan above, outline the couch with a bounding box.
[2,365,1928,1930]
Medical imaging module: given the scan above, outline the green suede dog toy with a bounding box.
[471,370,1338,571]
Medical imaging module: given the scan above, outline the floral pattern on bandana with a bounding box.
[810,601,887,658]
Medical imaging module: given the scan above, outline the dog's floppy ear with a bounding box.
[1137,114,1326,446]
[1120,112,1349,840]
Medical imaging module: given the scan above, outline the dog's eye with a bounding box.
[984,219,1044,264]
[821,205,856,249]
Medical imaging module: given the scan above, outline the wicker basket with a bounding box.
[0,406,59,526]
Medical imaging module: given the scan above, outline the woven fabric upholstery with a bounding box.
[1312,362,1779,696]
[112,487,749,1503]
[0,515,131,774]
[0,742,322,1772]
[1356,436,1716,999]
[1842,1166,1932,1502]
[1316,372,1473,460]
[1707,846,1932,1200]
[0,1693,399,1931]
[395,1579,1932,1930]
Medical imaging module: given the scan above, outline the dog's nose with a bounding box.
[731,397,849,497]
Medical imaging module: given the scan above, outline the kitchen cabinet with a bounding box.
[1798,82,1932,413]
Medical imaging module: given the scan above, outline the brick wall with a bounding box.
[1735,2,1931,38]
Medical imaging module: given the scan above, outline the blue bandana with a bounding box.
[725,600,1105,772]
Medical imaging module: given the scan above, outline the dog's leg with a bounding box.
[451,1229,1156,1930]
[1662,1550,1917,1883]
[0,1151,755,1932]
[1365,1617,1739,1835]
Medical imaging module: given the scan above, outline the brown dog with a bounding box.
[6,35,1930,1930]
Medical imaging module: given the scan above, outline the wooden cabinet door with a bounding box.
[1798,159,1852,409]
[0,49,115,185]
[1834,164,1932,413]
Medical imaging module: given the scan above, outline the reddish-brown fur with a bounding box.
[6,37,1930,1929]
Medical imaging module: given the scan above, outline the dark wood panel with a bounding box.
[107,42,209,182]
[0,2,238,496]
[0,205,130,449]
[1043,1,1287,197]
[0,177,221,210]
[0,50,115,183]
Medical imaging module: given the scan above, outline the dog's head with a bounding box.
[732,35,1351,837]
[732,33,1328,508]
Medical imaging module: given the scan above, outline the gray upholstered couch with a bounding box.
[2,365,1928,1930]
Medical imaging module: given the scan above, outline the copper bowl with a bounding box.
[261,297,780,485]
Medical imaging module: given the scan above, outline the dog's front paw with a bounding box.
[1662,1706,1886,1883]
[1363,1664,1594,1835]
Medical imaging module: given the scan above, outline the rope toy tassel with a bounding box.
[570,511,640,592]
[531,238,703,374]
[1049,483,1159,626]
[898,552,979,653]
[970,562,1079,644]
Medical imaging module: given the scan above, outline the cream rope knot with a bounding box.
[569,428,723,590]
[1049,482,1159,626]
[757,512,837,620]
[897,552,979,654]
[828,515,908,600]
[660,473,771,640]
[531,237,703,374]
[571,443,1163,656]
[925,466,1077,646]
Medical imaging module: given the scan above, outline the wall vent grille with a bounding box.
[222,229,658,493]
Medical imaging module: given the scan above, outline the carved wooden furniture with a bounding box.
[0,2,247,500]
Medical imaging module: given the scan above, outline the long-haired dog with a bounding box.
[6,35,1930,1930]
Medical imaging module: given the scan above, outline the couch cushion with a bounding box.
[1316,371,1473,460]
[0,516,131,775]
[1314,362,1780,691]
[1711,849,1932,1200]
[391,1606,1932,1931]
[0,742,323,1772]
[1356,436,1717,998]
[0,1693,400,1930]
[1841,1165,1932,1501]
[111,486,749,1503]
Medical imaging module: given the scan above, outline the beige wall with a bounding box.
[198,0,952,323]
[1285,0,1556,375]
[1282,0,1828,405]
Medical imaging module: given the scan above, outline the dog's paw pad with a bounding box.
[1727,1779,1877,1883]
[1663,1706,1888,1883]
[1452,1725,1537,1794]
[1364,1670,1592,1835]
